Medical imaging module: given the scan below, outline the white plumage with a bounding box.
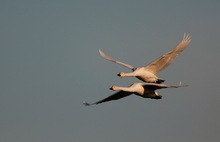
[99,33,191,83]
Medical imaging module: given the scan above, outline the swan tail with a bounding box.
[156,79,165,84]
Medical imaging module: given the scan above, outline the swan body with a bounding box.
[83,83,188,106]
[99,33,191,83]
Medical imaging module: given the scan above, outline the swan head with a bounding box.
[110,85,117,90]
[117,72,125,77]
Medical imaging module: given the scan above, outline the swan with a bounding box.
[83,82,188,106]
[99,33,191,83]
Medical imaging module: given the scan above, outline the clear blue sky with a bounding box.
[1,0,220,142]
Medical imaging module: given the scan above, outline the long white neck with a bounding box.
[111,86,134,92]
[123,72,137,77]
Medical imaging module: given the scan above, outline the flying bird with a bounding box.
[99,33,191,83]
[83,83,188,106]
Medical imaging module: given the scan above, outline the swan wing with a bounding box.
[99,49,134,69]
[145,33,191,75]
[83,91,132,106]
[142,83,189,90]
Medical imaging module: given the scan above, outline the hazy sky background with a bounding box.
[1,0,220,142]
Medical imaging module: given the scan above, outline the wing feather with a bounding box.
[99,49,134,69]
[145,33,191,74]
[83,91,132,106]
[142,83,189,90]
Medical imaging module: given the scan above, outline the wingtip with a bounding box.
[98,49,102,54]
[83,101,91,106]
[183,33,191,41]
[98,49,105,57]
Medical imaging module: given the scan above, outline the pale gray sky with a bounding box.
[1,0,220,142]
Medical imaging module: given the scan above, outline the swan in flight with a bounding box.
[83,82,188,106]
[99,33,191,83]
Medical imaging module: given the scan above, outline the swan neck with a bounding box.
[114,86,133,92]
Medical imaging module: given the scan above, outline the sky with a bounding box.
[0,0,220,142]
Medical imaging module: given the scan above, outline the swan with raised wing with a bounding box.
[99,33,191,83]
[83,82,188,106]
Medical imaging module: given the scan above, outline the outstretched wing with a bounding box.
[99,49,134,70]
[145,33,191,75]
[142,83,189,90]
[83,91,132,106]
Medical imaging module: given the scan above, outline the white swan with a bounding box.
[99,33,191,83]
[83,83,188,106]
